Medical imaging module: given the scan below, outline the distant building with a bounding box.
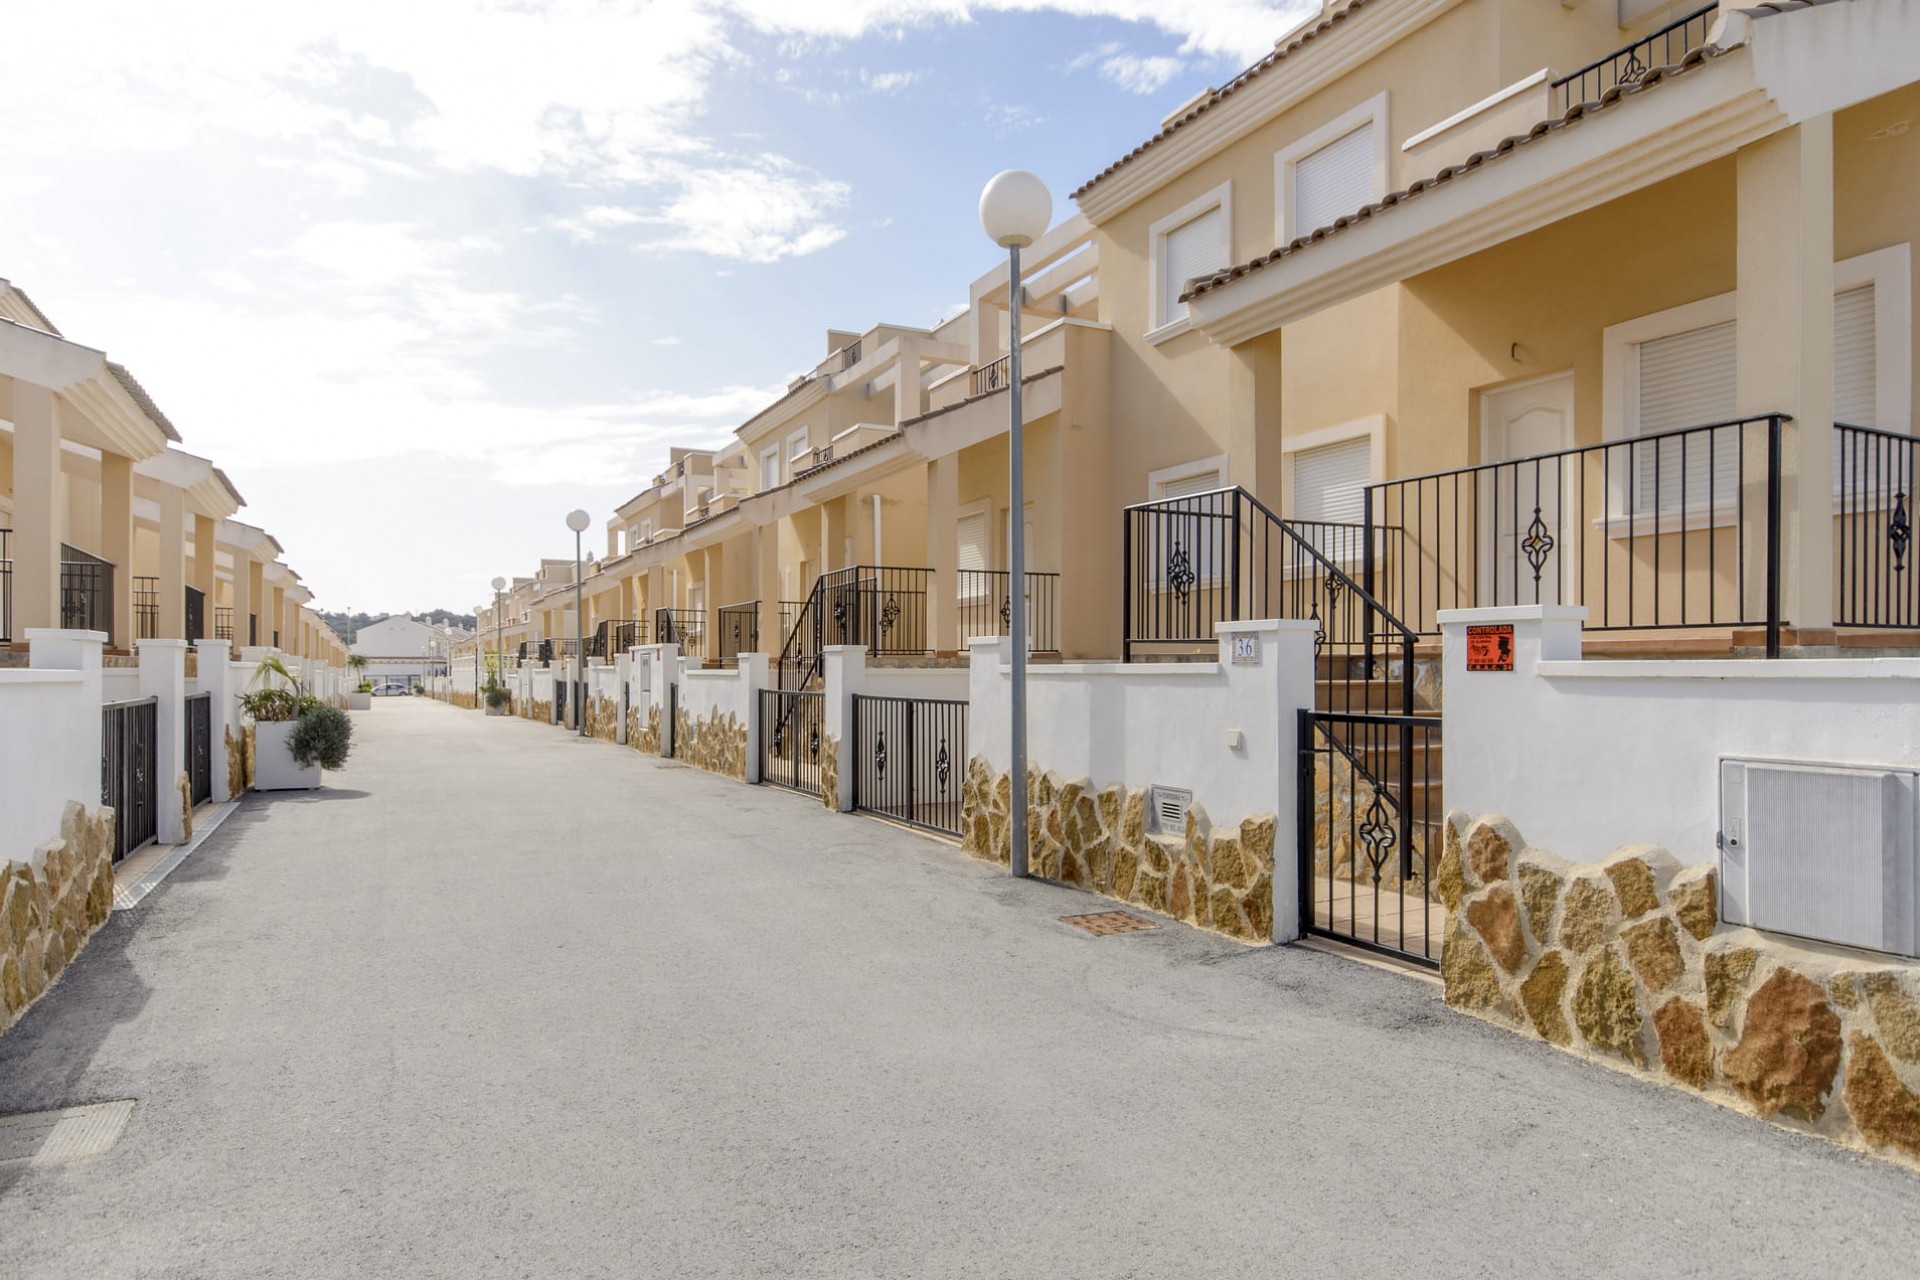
[350,615,472,688]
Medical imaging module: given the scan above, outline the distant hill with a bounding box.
[324,609,477,643]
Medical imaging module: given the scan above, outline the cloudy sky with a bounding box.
[2,0,1315,614]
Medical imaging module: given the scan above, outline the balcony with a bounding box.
[653,608,707,661]
[1551,3,1718,116]
[716,602,760,664]
[61,546,114,637]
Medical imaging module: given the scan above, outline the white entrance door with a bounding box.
[1478,372,1576,607]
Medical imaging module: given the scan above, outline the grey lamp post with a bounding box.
[491,576,506,692]
[567,509,591,737]
[979,169,1053,880]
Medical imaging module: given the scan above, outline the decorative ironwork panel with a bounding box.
[851,693,966,837]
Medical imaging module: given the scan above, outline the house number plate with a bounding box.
[1231,634,1260,666]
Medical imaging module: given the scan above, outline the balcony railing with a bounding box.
[956,569,1059,653]
[588,618,646,659]
[215,606,234,642]
[61,546,114,637]
[654,608,706,661]
[819,566,931,656]
[1551,3,1717,115]
[185,585,205,643]
[1365,415,1785,654]
[0,529,11,644]
[971,354,1012,397]
[1835,422,1918,629]
[716,601,760,664]
[134,576,160,639]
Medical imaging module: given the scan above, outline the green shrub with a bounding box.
[485,685,511,709]
[288,704,354,770]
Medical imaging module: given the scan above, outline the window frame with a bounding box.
[1273,91,1390,247]
[1146,453,1230,587]
[1146,181,1233,345]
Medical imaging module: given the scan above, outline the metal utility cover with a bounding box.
[1061,911,1159,936]
[0,1100,137,1171]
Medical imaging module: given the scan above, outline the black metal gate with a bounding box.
[102,697,158,862]
[664,682,678,757]
[185,692,213,807]
[851,694,965,836]
[1297,710,1443,968]
[554,673,569,726]
[757,688,824,796]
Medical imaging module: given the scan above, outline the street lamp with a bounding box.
[979,168,1052,880]
[567,509,591,737]
[491,575,506,693]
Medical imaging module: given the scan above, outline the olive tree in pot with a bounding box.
[483,677,511,716]
[242,655,355,791]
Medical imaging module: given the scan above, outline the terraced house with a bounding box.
[0,276,349,1034]
[455,0,1920,1170]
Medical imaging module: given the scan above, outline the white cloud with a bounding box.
[630,158,850,263]
[1096,52,1186,95]
[861,69,924,94]
[651,336,684,346]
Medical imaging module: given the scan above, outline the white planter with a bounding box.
[485,702,508,716]
[348,692,372,710]
[252,720,322,791]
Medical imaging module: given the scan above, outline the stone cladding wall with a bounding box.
[450,690,479,711]
[585,695,620,743]
[225,723,256,795]
[675,707,747,780]
[2,803,116,1035]
[960,757,1274,943]
[630,704,661,755]
[1443,813,1920,1170]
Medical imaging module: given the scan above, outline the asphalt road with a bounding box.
[2,697,1914,1279]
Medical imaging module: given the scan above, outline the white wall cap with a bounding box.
[1216,619,1321,635]
[1436,605,1589,626]
[1536,658,1920,682]
[821,644,868,655]
[135,638,192,650]
[23,628,107,644]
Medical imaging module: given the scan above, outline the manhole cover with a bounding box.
[0,1100,136,1171]
[1060,911,1158,936]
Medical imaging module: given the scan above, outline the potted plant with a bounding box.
[346,653,370,708]
[483,677,511,716]
[241,655,355,791]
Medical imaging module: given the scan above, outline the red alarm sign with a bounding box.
[1466,624,1515,672]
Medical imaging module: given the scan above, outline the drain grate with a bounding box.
[0,1100,136,1171]
[1060,911,1158,936]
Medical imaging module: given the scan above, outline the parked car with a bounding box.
[371,683,412,697]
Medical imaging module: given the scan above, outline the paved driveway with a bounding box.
[2,698,1914,1278]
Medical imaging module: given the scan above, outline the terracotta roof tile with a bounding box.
[106,361,183,442]
[1071,0,1377,202]
[1180,43,1731,303]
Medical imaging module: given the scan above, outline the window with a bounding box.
[1275,93,1387,244]
[1604,247,1911,517]
[1147,182,1232,340]
[1148,455,1228,583]
[760,446,781,491]
[786,428,812,472]
[957,508,990,575]
[1291,436,1372,525]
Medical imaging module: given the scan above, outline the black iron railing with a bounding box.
[956,569,1060,653]
[779,600,806,642]
[102,696,158,862]
[61,546,114,636]
[852,694,967,836]
[841,340,862,370]
[133,576,160,639]
[215,606,234,642]
[185,692,213,807]
[777,589,825,693]
[819,566,931,656]
[972,354,1012,397]
[589,618,646,659]
[1835,422,1919,629]
[653,608,706,660]
[717,601,760,663]
[1364,415,1785,655]
[0,528,11,644]
[1122,486,1417,711]
[185,585,205,642]
[1552,3,1717,114]
[758,687,825,796]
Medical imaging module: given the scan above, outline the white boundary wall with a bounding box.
[1440,605,1920,862]
[0,630,105,868]
[969,618,1318,862]
[820,648,971,810]
[680,656,769,782]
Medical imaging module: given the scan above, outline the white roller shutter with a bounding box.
[1834,284,1876,428]
[1291,437,1371,524]
[1161,206,1223,327]
[956,510,990,575]
[1634,319,1737,511]
[1292,124,1375,237]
